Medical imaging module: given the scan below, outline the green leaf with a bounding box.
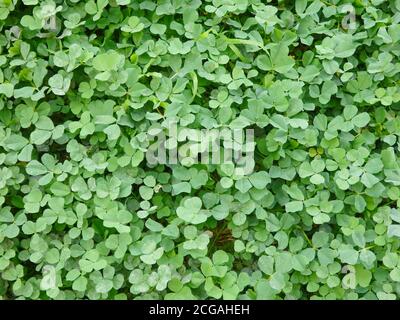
[256,43,295,74]
[177,197,207,224]
[338,246,359,265]
[104,124,121,140]
[258,255,274,275]
[269,272,286,291]
[93,51,124,71]
[26,161,48,175]
[4,134,28,151]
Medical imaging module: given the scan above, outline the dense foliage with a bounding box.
[1,0,400,300]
